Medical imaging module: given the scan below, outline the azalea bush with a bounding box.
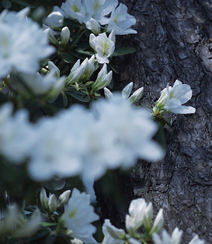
[0,0,204,244]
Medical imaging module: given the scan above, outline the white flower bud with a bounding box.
[104,87,113,99]
[106,220,125,239]
[61,26,70,45]
[122,82,133,99]
[151,209,164,234]
[143,202,153,230]
[90,18,101,35]
[128,87,144,104]
[188,235,205,244]
[92,64,112,91]
[58,190,71,207]
[40,188,48,210]
[48,194,58,213]
[44,27,58,45]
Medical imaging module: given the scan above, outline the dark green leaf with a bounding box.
[108,62,119,74]
[76,49,93,56]
[155,123,167,153]
[2,0,12,8]
[11,0,35,8]
[70,29,87,48]
[65,89,90,102]
[61,92,68,107]
[61,53,75,64]
[113,47,136,57]
[41,222,57,227]
[64,18,81,28]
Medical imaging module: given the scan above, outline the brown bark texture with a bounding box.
[116,0,212,243]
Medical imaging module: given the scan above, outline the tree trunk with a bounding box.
[117,0,212,243]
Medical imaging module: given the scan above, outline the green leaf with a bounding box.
[61,91,68,107]
[65,89,90,103]
[11,0,35,8]
[61,53,75,64]
[64,18,81,28]
[70,29,87,48]
[76,49,93,56]
[108,62,119,74]
[113,47,136,57]
[2,0,12,8]
[155,123,167,153]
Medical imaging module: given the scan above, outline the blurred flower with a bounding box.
[153,228,183,244]
[89,31,115,63]
[61,0,86,24]
[45,6,66,27]
[0,104,35,164]
[107,3,137,35]
[0,204,41,238]
[153,80,196,115]
[61,188,99,243]
[102,219,125,244]
[92,63,112,92]
[104,82,144,104]
[0,10,54,78]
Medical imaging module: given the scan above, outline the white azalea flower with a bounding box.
[92,63,112,91]
[104,82,144,104]
[89,31,115,63]
[107,3,137,35]
[154,80,196,115]
[62,188,99,243]
[61,0,86,24]
[93,94,164,167]
[0,105,35,164]
[0,10,54,78]
[153,228,183,244]
[10,61,66,100]
[45,6,66,27]
[102,219,125,244]
[83,0,118,26]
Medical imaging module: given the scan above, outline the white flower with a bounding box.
[143,202,153,230]
[86,18,101,35]
[153,228,183,244]
[89,31,115,63]
[126,198,147,235]
[93,94,164,167]
[62,188,99,243]
[0,10,54,78]
[84,0,118,26]
[107,3,137,35]
[154,80,196,115]
[45,6,66,27]
[61,0,86,24]
[0,105,35,164]
[61,26,70,44]
[11,61,66,100]
[92,63,112,91]
[0,204,41,238]
[188,235,205,244]
[102,219,125,244]
[104,82,144,104]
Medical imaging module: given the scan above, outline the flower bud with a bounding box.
[44,28,58,45]
[104,87,113,99]
[106,221,125,239]
[48,194,58,213]
[151,209,164,234]
[40,188,48,210]
[122,82,133,99]
[92,64,112,92]
[128,87,144,104]
[143,202,153,230]
[61,26,70,45]
[90,18,101,35]
[58,190,71,207]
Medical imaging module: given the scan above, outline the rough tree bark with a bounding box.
[116,0,212,243]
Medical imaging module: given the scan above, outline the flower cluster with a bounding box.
[0,94,163,182]
[46,0,137,36]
